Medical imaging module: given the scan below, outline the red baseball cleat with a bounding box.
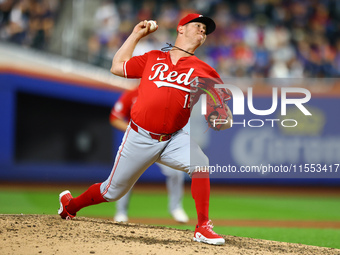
[58,190,76,220]
[193,220,225,245]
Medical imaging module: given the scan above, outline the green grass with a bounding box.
[0,188,340,249]
[207,194,340,221]
[2,190,340,221]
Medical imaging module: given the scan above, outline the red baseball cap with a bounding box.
[177,13,216,35]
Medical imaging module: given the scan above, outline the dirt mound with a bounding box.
[0,214,339,255]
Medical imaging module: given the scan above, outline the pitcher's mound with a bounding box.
[0,214,339,255]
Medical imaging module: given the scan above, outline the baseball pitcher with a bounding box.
[58,13,232,246]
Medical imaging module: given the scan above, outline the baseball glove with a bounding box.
[203,87,232,131]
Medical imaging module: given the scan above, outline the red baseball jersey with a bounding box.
[110,88,138,123]
[124,50,221,134]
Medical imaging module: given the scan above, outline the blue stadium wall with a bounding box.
[0,71,165,184]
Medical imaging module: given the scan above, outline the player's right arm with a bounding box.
[110,100,130,132]
[109,88,138,132]
[110,20,157,77]
[110,118,129,132]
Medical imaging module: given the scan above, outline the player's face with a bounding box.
[185,22,207,46]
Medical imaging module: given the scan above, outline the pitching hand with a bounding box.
[133,20,158,39]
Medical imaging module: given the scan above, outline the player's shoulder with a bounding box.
[141,50,170,65]
[133,50,162,59]
[192,56,213,69]
[192,56,220,78]
[139,50,166,61]
[146,50,164,57]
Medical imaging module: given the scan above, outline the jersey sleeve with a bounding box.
[123,52,149,78]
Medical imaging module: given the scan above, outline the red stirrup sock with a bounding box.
[67,183,108,215]
[191,170,210,226]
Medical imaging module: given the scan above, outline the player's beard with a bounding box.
[184,30,206,48]
[198,34,206,46]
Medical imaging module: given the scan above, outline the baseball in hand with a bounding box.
[147,20,157,32]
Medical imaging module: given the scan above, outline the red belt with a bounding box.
[130,121,173,142]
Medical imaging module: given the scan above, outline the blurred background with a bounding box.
[2,0,340,76]
[1,0,340,185]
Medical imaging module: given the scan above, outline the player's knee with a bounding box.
[191,166,210,179]
[188,154,209,178]
[102,190,126,202]
[198,153,209,167]
[102,194,119,202]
